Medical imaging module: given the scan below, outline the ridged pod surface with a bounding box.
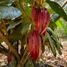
[27,30,42,61]
[32,4,50,35]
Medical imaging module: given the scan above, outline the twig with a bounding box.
[17,47,29,67]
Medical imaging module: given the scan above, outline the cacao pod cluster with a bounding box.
[28,3,50,61]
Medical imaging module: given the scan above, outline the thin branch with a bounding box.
[62,1,67,7]
[17,55,29,67]
[17,47,29,67]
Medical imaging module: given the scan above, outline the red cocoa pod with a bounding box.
[28,30,42,61]
[37,8,50,34]
[32,4,41,22]
[7,51,13,64]
[41,8,50,35]
[32,5,50,35]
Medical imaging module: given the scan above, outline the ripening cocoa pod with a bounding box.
[32,4,41,22]
[32,4,50,35]
[27,30,42,61]
[36,8,50,34]
[41,8,50,34]
[7,51,13,64]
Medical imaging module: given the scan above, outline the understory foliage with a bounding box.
[0,0,67,67]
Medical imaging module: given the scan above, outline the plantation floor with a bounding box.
[0,38,67,67]
[42,38,67,67]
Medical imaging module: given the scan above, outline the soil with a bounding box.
[42,39,67,67]
[0,39,67,67]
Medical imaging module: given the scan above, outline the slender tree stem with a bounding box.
[17,47,29,67]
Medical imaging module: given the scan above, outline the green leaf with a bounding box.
[42,35,47,53]
[47,27,59,40]
[49,21,57,30]
[21,23,32,36]
[55,20,67,34]
[49,14,59,30]
[63,4,67,14]
[47,27,62,55]
[25,4,31,17]
[0,0,14,6]
[55,20,63,28]
[0,6,22,20]
[46,0,67,21]
[47,32,56,56]
[25,0,33,4]
[7,21,21,31]
[8,32,22,41]
[51,36,62,55]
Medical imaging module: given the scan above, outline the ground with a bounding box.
[0,38,67,67]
